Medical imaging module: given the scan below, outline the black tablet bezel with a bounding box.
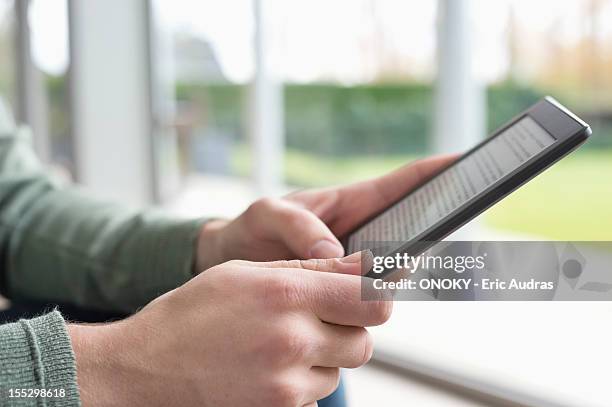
[342,96,591,277]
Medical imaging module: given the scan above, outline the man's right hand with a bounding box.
[68,252,392,407]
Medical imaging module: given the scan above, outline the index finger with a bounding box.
[373,154,458,208]
[300,269,393,327]
[331,154,458,237]
[251,251,372,276]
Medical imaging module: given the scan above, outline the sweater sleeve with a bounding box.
[0,311,80,406]
[0,126,207,313]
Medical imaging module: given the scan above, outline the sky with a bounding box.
[23,0,612,84]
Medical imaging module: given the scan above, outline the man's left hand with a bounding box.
[195,154,456,272]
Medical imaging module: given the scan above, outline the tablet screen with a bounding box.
[347,116,556,253]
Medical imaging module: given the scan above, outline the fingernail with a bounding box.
[310,240,344,259]
[340,251,363,263]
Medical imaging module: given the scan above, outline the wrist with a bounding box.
[68,323,117,406]
[195,218,229,273]
[68,321,140,407]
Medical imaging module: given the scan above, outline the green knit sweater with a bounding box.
[0,312,79,406]
[0,125,205,406]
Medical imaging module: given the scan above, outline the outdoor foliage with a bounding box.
[176,82,546,157]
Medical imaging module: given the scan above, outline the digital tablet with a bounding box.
[344,96,591,278]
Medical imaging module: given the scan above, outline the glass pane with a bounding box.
[0,0,16,116]
[29,0,73,175]
[153,0,254,183]
[276,0,437,187]
[373,2,612,406]
[473,0,612,240]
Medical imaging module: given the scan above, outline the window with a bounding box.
[152,0,255,186]
[156,0,612,243]
[29,0,73,175]
[475,0,612,240]
[4,1,611,403]
[0,0,16,121]
[274,0,438,187]
[119,2,612,403]
[0,0,73,175]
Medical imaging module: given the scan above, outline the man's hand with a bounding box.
[68,253,391,407]
[196,154,456,272]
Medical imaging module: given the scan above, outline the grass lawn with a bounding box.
[230,144,418,187]
[484,149,612,240]
[231,146,612,240]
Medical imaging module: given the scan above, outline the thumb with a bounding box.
[259,199,344,259]
[252,251,367,276]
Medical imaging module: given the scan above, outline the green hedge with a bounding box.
[176,82,548,156]
[286,84,436,155]
[42,78,608,159]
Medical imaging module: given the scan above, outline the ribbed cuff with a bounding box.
[136,217,207,299]
[0,311,80,406]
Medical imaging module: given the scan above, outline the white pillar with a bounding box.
[146,0,182,203]
[0,97,15,133]
[15,0,50,162]
[433,0,484,154]
[250,0,284,195]
[435,0,485,239]
[69,0,154,206]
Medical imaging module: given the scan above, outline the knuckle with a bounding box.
[285,207,309,227]
[274,329,312,362]
[254,197,279,211]
[298,258,329,271]
[263,275,302,308]
[273,259,303,269]
[325,368,341,395]
[246,197,279,221]
[274,258,333,271]
[357,330,374,367]
[272,379,302,407]
[369,300,393,325]
[224,259,244,268]
[207,260,245,280]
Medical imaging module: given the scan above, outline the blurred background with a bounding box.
[1,0,611,406]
